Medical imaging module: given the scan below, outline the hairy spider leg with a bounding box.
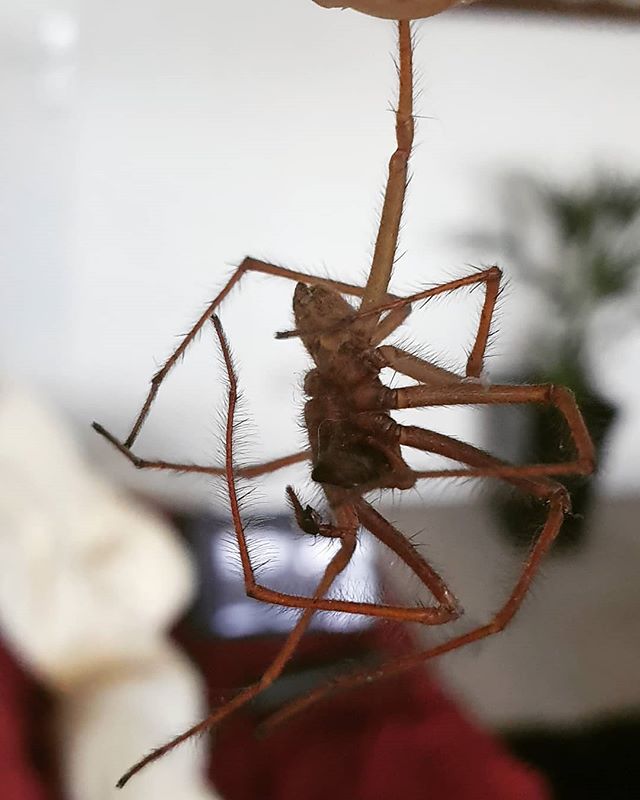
[117,534,355,788]
[116,316,359,788]
[96,21,418,465]
[118,258,383,448]
[92,421,309,477]
[355,500,460,619]
[359,19,414,329]
[401,427,567,493]
[389,382,595,479]
[260,456,571,734]
[116,306,478,786]
[278,266,502,379]
[258,373,594,731]
[373,265,502,377]
[174,322,458,626]
[93,257,403,464]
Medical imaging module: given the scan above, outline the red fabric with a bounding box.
[0,641,56,800]
[0,631,549,800]
[186,631,550,800]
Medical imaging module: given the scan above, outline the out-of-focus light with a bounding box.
[38,11,78,53]
[207,520,379,637]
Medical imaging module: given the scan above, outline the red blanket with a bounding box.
[0,633,549,800]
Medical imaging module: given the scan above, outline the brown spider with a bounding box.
[93,20,595,788]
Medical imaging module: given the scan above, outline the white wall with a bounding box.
[2,0,640,506]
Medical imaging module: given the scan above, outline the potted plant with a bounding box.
[467,173,640,551]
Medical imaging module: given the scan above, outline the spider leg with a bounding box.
[284,485,455,634]
[370,303,411,347]
[375,344,462,386]
[117,556,359,786]
[260,440,571,734]
[372,265,502,375]
[390,382,595,478]
[356,500,460,620]
[399,426,563,496]
[263,488,568,734]
[359,20,414,330]
[92,421,309,478]
[116,317,360,788]
[353,380,594,479]
[110,256,389,451]
[277,267,501,364]
[117,535,357,787]
[238,509,459,625]
[232,479,456,624]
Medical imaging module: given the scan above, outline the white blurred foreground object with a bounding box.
[0,381,220,800]
[312,0,476,19]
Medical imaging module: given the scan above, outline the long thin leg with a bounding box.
[393,383,595,477]
[353,381,594,479]
[356,500,459,618]
[370,303,411,347]
[400,426,561,498]
[375,344,462,386]
[261,457,571,733]
[200,317,451,625]
[238,534,460,623]
[117,318,359,787]
[117,533,357,788]
[286,487,458,621]
[117,543,356,788]
[92,421,309,478]
[278,267,502,380]
[127,258,368,447]
[117,257,396,451]
[372,266,501,380]
[359,20,414,329]
[370,266,501,377]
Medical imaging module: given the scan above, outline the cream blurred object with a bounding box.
[312,0,476,20]
[0,381,221,800]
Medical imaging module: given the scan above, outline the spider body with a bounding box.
[296,283,415,493]
[93,19,595,789]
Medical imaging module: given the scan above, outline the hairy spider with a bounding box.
[93,19,594,788]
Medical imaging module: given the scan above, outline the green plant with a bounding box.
[470,173,640,550]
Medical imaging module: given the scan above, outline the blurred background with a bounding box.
[2,0,640,798]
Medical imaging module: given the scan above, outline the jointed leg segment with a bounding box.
[261,433,573,734]
[359,19,414,327]
[96,255,404,466]
[356,500,459,619]
[389,382,595,479]
[121,256,386,449]
[263,482,568,733]
[116,306,480,786]
[92,421,309,478]
[117,317,359,788]
[365,266,503,376]
[277,266,503,373]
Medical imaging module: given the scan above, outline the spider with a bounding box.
[93,19,595,788]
